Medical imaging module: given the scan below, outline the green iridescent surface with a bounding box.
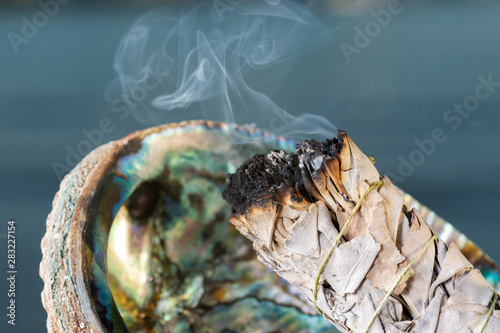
[85,122,337,332]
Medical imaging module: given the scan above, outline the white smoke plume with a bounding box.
[107,0,343,141]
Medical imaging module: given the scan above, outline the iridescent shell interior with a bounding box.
[41,121,499,333]
[81,121,336,332]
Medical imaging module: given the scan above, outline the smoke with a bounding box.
[106,0,340,141]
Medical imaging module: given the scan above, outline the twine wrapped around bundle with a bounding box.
[223,130,500,333]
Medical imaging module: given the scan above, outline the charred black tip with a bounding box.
[223,133,345,216]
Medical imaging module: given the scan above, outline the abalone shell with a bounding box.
[40,121,336,332]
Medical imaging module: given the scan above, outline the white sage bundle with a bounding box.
[222,130,500,333]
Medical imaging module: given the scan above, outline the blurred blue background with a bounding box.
[0,0,499,331]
